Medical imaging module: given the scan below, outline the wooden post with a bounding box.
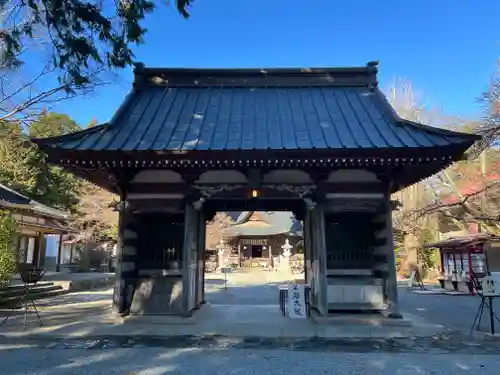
[196,208,206,305]
[308,204,327,315]
[385,196,402,318]
[36,232,45,268]
[315,205,328,316]
[56,233,63,272]
[304,210,314,303]
[182,203,198,315]
[238,240,241,267]
[113,201,127,315]
[112,201,138,316]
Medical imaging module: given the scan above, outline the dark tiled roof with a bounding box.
[227,224,289,237]
[21,218,73,233]
[0,184,31,205]
[229,211,296,236]
[34,63,478,153]
[426,233,500,248]
[0,183,69,220]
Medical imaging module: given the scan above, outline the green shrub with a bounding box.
[0,210,17,288]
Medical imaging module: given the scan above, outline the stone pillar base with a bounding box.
[130,276,184,315]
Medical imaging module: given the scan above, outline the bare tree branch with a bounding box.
[468,59,500,157]
[0,2,118,124]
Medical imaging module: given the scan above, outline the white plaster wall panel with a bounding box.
[327,284,384,305]
[362,285,384,305]
[262,169,313,184]
[327,169,381,183]
[196,170,247,184]
[132,170,183,183]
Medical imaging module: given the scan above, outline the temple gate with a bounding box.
[33,62,478,318]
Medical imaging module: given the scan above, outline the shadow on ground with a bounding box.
[2,342,500,375]
[399,287,500,333]
[1,272,499,352]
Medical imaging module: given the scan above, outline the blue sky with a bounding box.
[60,0,500,127]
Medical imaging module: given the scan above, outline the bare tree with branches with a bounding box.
[0,62,113,124]
[389,61,500,274]
[469,58,500,157]
[72,183,119,242]
[205,213,234,250]
[0,0,117,124]
[386,79,440,271]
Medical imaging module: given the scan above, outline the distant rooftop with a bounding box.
[0,183,69,220]
[228,211,300,237]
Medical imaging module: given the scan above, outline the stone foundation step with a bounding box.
[0,283,65,307]
[1,282,55,293]
[311,311,414,327]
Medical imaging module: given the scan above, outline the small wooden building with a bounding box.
[427,233,500,293]
[225,211,302,267]
[32,62,478,318]
[0,183,75,271]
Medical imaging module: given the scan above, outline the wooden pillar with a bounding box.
[313,205,328,315]
[304,211,313,293]
[56,233,63,272]
[182,203,199,315]
[35,232,44,267]
[307,205,327,315]
[112,201,138,316]
[385,197,402,318]
[69,244,74,265]
[238,241,241,267]
[196,208,206,305]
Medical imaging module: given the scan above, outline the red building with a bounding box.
[428,233,500,293]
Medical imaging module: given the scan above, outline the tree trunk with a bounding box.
[402,232,420,275]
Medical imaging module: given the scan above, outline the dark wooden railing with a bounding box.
[136,214,184,270]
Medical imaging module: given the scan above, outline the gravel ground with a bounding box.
[0,346,498,375]
[3,272,500,375]
[399,287,500,333]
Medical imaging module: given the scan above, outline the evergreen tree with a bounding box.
[0,113,83,213]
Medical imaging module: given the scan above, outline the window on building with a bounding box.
[471,253,486,276]
[18,236,28,263]
[17,235,38,265]
[443,253,451,276]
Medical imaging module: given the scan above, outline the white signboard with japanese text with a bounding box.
[407,270,416,289]
[481,276,500,297]
[288,284,307,319]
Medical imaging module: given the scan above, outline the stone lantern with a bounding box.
[216,239,226,270]
[281,238,293,271]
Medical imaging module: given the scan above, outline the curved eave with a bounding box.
[20,221,73,235]
[234,211,253,224]
[33,142,478,162]
[227,226,290,237]
[31,123,110,151]
[398,119,480,142]
[373,89,481,144]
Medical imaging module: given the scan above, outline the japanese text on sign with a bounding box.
[482,276,499,297]
[287,284,306,319]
